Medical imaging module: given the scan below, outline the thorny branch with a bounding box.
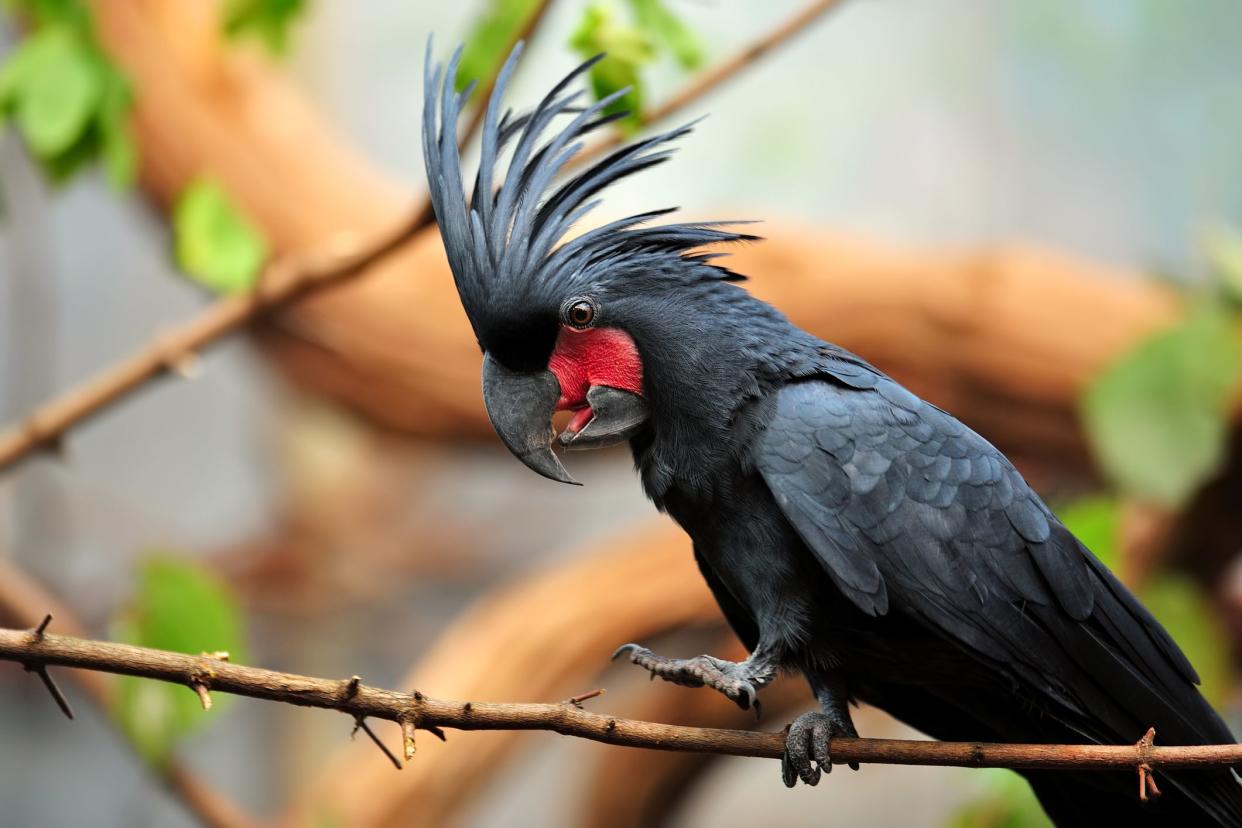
[3,625,1241,791]
[0,559,262,828]
[0,0,848,474]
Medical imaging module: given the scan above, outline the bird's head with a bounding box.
[423,43,756,485]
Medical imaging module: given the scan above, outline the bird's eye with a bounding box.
[564,297,597,329]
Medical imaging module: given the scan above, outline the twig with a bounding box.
[22,616,73,719]
[2,627,1240,780]
[564,688,606,708]
[191,679,214,711]
[0,558,262,828]
[352,717,403,771]
[401,717,418,761]
[0,0,848,475]
[33,613,53,637]
[1137,726,1164,801]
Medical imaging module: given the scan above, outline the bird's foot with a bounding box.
[611,643,767,713]
[782,710,859,787]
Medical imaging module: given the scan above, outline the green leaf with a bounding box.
[1055,495,1120,571]
[113,556,248,766]
[38,117,101,182]
[6,26,102,157]
[1080,304,1242,506]
[5,0,91,30]
[570,4,654,130]
[173,179,268,294]
[947,768,1051,828]
[628,0,703,69]
[455,0,543,92]
[96,65,136,188]
[0,7,137,187]
[222,0,308,55]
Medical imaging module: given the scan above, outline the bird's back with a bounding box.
[746,355,1242,824]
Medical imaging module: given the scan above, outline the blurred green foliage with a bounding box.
[455,0,545,92]
[1081,302,1241,507]
[455,0,703,130]
[173,178,269,294]
[0,0,134,187]
[569,5,653,129]
[223,0,309,55]
[112,557,248,766]
[0,0,308,191]
[948,769,1050,828]
[629,0,702,70]
[569,1,703,131]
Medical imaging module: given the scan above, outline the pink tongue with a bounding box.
[565,406,594,435]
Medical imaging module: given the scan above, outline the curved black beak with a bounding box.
[481,354,579,485]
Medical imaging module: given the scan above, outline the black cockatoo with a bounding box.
[423,43,1242,825]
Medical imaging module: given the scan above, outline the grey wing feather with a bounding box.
[754,377,1226,751]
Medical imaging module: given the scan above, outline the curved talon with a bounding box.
[611,643,644,662]
[730,680,757,712]
[782,745,798,788]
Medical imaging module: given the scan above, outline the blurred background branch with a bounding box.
[0,0,844,474]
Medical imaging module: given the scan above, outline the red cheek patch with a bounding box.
[548,326,644,410]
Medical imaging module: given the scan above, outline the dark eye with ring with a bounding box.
[564,297,597,329]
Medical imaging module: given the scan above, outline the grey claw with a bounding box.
[611,643,643,662]
[781,746,797,788]
[733,682,757,712]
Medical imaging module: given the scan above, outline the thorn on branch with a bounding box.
[343,675,361,700]
[157,338,201,380]
[352,716,402,770]
[190,679,213,711]
[42,434,66,461]
[564,688,606,709]
[23,422,66,462]
[1136,727,1162,802]
[25,664,74,720]
[402,718,417,761]
[23,615,73,719]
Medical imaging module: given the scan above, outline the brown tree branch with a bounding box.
[0,0,844,474]
[3,625,1241,777]
[0,557,263,828]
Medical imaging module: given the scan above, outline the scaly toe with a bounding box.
[783,711,857,786]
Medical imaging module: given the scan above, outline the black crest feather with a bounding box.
[422,41,757,341]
